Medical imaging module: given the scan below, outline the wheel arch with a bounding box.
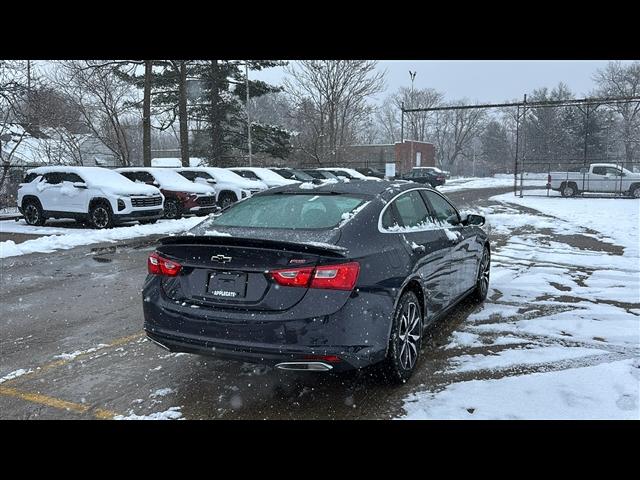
[21,195,43,209]
[89,196,113,212]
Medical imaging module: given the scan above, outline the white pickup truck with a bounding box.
[548,163,640,198]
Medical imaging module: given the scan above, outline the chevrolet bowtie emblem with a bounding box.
[211,254,232,263]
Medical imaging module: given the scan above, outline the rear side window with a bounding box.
[592,167,606,175]
[394,191,431,228]
[43,173,63,184]
[64,173,84,183]
[23,173,38,183]
[179,171,197,181]
[209,194,365,230]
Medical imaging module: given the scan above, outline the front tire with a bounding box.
[89,202,114,229]
[218,192,237,210]
[471,247,491,302]
[380,290,423,384]
[23,199,45,226]
[630,184,640,199]
[163,200,182,219]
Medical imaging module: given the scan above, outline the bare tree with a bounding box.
[50,61,140,166]
[284,60,385,164]
[593,61,640,165]
[431,101,487,171]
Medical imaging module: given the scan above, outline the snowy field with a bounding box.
[439,174,547,193]
[400,194,639,419]
[0,217,206,259]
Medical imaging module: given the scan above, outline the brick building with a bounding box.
[298,140,436,176]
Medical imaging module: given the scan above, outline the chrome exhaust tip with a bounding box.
[275,362,333,372]
[147,335,171,351]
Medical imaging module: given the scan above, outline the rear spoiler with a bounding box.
[158,235,348,258]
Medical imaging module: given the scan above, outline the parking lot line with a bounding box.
[0,385,119,419]
[2,332,145,387]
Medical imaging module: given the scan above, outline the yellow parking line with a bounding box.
[0,385,118,419]
[2,331,145,386]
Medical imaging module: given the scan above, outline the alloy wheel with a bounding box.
[478,249,490,298]
[563,185,574,197]
[24,204,39,225]
[92,207,109,228]
[397,301,421,370]
[165,202,178,219]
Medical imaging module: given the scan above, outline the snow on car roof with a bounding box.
[27,166,160,194]
[179,167,250,183]
[117,167,213,193]
[317,167,367,179]
[230,167,296,182]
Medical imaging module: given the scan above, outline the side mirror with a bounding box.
[73,182,88,189]
[465,214,485,226]
[152,181,160,187]
[207,179,217,184]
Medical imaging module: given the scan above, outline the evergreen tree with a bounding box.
[189,60,291,165]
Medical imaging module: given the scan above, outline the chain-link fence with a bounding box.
[401,95,640,197]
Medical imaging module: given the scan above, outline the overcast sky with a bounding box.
[252,60,635,104]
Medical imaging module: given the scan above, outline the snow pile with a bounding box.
[403,359,639,420]
[114,406,183,420]
[0,368,34,384]
[0,216,206,259]
[491,192,640,257]
[398,196,639,420]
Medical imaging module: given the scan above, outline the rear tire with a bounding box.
[380,290,423,384]
[561,182,578,197]
[23,199,45,226]
[471,246,491,302]
[89,202,114,229]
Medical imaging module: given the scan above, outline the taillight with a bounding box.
[269,262,360,291]
[148,252,182,276]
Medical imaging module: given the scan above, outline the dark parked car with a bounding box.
[403,167,446,187]
[142,181,489,383]
[355,167,385,179]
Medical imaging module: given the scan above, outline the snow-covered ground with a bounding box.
[400,195,640,419]
[0,217,206,259]
[438,174,547,193]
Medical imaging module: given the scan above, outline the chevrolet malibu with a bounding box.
[142,181,489,383]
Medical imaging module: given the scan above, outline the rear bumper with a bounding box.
[114,209,163,223]
[142,281,394,371]
[145,329,369,371]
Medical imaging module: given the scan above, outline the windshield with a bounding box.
[203,194,365,230]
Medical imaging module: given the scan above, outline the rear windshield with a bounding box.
[207,194,365,230]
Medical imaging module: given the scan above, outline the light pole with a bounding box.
[245,61,252,167]
[409,71,416,167]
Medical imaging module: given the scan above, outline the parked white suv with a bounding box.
[175,167,268,209]
[17,166,164,228]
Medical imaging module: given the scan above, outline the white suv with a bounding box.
[176,167,268,209]
[17,166,164,229]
